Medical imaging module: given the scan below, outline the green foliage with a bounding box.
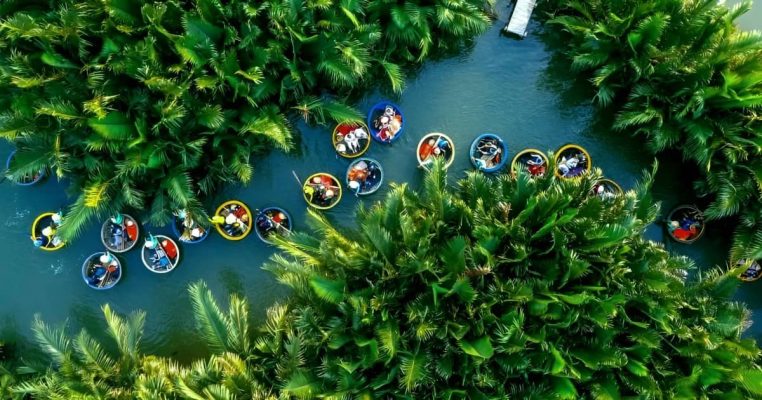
[10,162,762,398]
[0,0,491,241]
[543,0,762,262]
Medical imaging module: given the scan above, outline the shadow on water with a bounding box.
[0,0,760,361]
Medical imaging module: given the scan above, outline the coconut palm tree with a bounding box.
[186,159,762,398]
[544,0,762,261]
[0,0,492,241]
[11,305,180,399]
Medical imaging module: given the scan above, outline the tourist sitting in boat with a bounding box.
[740,262,762,281]
[213,205,249,237]
[305,176,338,207]
[175,209,206,241]
[107,214,138,249]
[668,219,700,241]
[474,138,502,169]
[256,211,289,237]
[526,154,546,176]
[592,183,616,200]
[558,153,586,177]
[144,235,178,269]
[419,137,452,163]
[374,106,402,142]
[32,212,64,249]
[347,160,371,194]
[88,253,118,287]
[335,126,369,155]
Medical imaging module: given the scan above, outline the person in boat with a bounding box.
[145,236,170,269]
[110,221,125,249]
[593,183,616,200]
[374,106,402,142]
[668,220,699,241]
[348,161,370,194]
[89,253,117,286]
[33,234,50,248]
[526,154,546,176]
[305,175,338,206]
[558,155,578,177]
[161,238,178,259]
[741,262,762,280]
[257,213,275,233]
[89,264,108,286]
[259,211,288,233]
[51,212,63,226]
[475,139,501,169]
[176,209,204,240]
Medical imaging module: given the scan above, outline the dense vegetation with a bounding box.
[541,0,762,262]
[0,0,491,239]
[8,161,762,398]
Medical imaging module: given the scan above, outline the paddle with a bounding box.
[117,219,127,251]
[98,269,111,288]
[294,170,316,203]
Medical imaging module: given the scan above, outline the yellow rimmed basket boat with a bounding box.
[31,212,65,251]
[511,148,548,177]
[303,173,342,210]
[554,144,592,179]
[591,178,623,200]
[333,122,371,158]
[213,200,252,241]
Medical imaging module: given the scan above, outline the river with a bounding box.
[0,1,760,359]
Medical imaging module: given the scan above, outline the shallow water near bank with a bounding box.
[1,1,760,359]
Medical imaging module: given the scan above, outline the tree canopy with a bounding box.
[0,0,491,239]
[11,160,762,399]
[542,0,762,263]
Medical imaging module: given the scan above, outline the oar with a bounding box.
[292,170,302,187]
[117,219,127,251]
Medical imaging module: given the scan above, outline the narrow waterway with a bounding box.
[0,1,759,359]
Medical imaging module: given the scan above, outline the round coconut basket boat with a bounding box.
[254,207,293,244]
[171,210,210,244]
[213,200,252,241]
[738,259,762,282]
[81,252,122,290]
[333,122,371,158]
[6,150,45,186]
[417,133,455,169]
[100,214,140,253]
[367,102,404,144]
[31,212,65,251]
[346,158,384,196]
[555,144,592,179]
[303,173,342,210]
[141,234,180,274]
[591,178,623,200]
[511,148,549,177]
[470,133,508,173]
[666,205,705,244]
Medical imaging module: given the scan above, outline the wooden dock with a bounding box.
[504,0,537,38]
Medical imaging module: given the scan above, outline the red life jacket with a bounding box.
[125,224,138,241]
[673,227,695,241]
[161,240,178,259]
[233,207,247,219]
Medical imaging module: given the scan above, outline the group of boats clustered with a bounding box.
[10,101,759,290]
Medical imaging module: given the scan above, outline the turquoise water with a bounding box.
[0,2,758,358]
